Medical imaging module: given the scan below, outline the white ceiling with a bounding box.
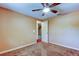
[0,3,79,20]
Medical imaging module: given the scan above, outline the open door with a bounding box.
[42,21,48,43]
[36,20,48,43]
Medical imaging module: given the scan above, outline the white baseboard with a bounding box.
[49,42,79,51]
[0,42,36,54]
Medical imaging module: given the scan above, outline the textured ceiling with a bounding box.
[0,3,79,20]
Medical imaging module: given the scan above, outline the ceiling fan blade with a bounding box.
[41,3,45,7]
[51,10,58,13]
[42,13,45,16]
[49,3,61,7]
[32,9,42,11]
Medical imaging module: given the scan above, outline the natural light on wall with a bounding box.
[49,11,79,50]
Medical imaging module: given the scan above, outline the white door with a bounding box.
[41,21,48,43]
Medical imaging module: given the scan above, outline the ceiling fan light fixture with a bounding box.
[42,7,50,13]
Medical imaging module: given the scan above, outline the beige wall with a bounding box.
[0,8,36,52]
[48,11,79,50]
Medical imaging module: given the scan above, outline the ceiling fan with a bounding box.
[32,3,61,16]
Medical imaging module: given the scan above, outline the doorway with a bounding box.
[36,21,48,43]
